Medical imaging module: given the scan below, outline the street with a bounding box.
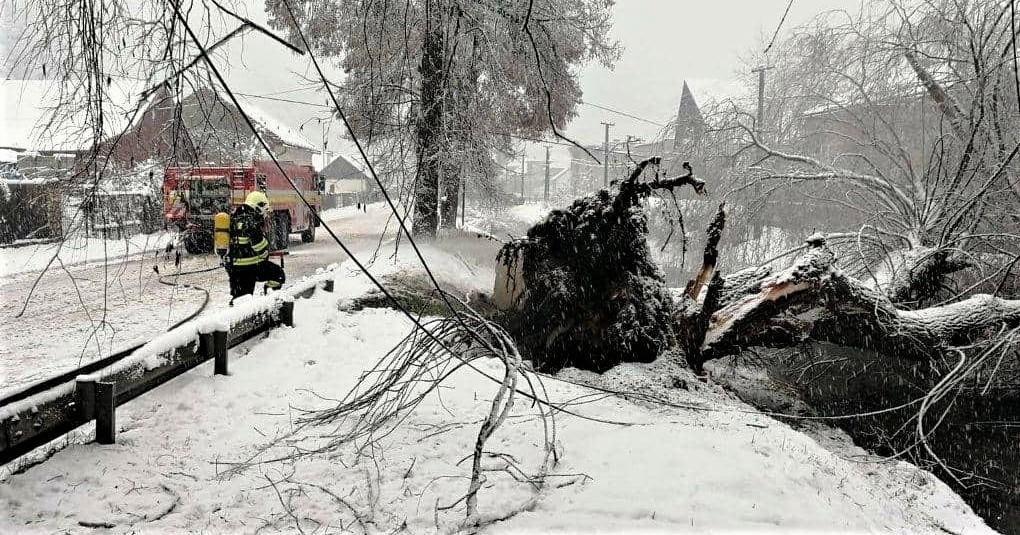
[0,205,395,397]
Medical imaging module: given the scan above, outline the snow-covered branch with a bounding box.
[701,236,1020,362]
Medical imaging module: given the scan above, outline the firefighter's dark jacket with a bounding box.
[228,204,270,267]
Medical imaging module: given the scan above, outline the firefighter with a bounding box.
[226,191,285,300]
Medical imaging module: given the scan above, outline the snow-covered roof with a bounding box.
[3,79,317,161]
[161,83,318,152]
[233,94,317,151]
[1,176,62,186]
[321,151,371,181]
[94,159,163,196]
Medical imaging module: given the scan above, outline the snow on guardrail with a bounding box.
[0,263,341,466]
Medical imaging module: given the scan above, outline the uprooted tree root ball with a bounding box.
[498,158,705,372]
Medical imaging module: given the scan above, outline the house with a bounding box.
[83,83,320,236]
[318,152,377,209]
[102,83,318,169]
[0,80,91,243]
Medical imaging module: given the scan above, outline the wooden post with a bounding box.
[213,330,228,376]
[75,378,95,421]
[95,382,116,445]
[280,301,295,327]
[544,145,551,204]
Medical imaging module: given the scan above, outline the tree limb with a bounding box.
[702,235,1020,362]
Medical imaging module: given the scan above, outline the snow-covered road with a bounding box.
[0,204,397,397]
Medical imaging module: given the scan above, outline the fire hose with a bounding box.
[0,252,221,407]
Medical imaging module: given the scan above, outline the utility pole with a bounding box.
[520,153,526,202]
[749,65,774,237]
[601,121,614,188]
[543,145,551,204]
[751,65,773,138]
[460,177,466,227]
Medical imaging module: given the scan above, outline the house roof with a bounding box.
[674,81,706,144]
[320,152,370,181]
[231,93,317,151]
[2,79,317,159]
[143,83,318,152]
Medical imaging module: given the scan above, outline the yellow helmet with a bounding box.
[244,191,270,214]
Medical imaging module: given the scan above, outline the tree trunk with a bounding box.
[701,236,1020,362]
[412,2,444,239]
[439,159,460,229]
[439,34,477,230]
[865,246,971,305]
[905,50,967,138]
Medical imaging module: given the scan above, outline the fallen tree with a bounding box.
[497,157,1020,375]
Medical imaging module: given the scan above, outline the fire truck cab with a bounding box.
[163,161,322,254]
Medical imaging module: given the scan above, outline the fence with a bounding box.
[0,270,337,466]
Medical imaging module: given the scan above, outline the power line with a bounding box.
[233,91,592,148]
[764,0,795,55]
[234,92,328,107]
[580,100,667,127]
[237,91,669,137]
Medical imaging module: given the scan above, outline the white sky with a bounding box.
[567,0,861,144]
[3,0,862,163]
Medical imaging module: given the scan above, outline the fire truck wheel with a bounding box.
[274,212,290,250]
[300,217,316,243]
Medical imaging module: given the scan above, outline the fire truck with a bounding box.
[163,161,322,254]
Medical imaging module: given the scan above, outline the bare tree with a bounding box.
[730,0,1020,307]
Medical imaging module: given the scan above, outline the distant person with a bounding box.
[226,191,285,302]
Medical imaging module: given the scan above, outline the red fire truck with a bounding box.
[163,160,322,254]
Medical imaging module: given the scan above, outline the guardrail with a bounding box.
[0,270,337,466]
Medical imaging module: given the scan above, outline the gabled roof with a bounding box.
[162,83,318,152]
[320,152,370,181]
[674,81,706,146]
[232,93,317,151]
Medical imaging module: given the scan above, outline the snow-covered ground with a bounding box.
[320,201,403,236]
[0,229,175,279]
[464,202,552,239]
[0,244,993,534]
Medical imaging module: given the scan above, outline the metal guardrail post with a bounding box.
[95,382,116,445]
[213,330,229,375]
[280,301,295,327]
[1,267,341,466]
[76,378,95,420]
[199,332,214,360]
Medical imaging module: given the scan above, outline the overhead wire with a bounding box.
[168,0,634,426]
[579,100,668,127]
